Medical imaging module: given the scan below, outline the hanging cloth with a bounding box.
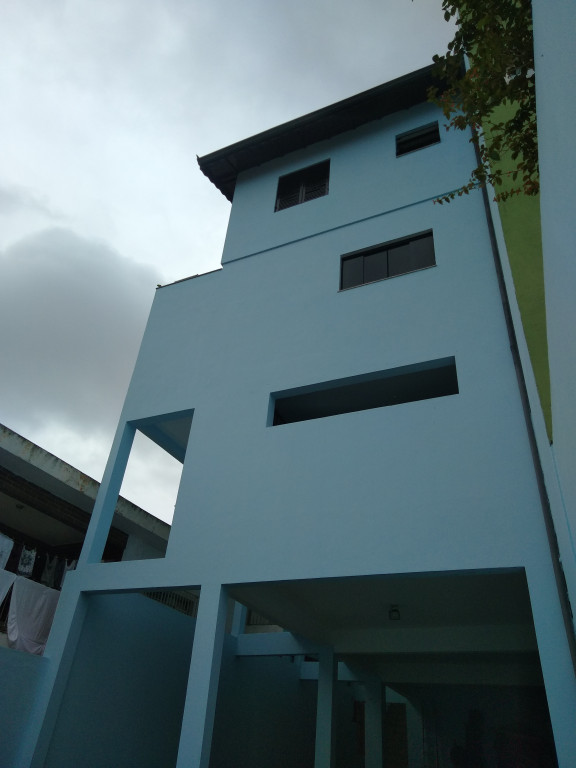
[40,554,60,588]
[7,576,60,655]
[17,545,37,577]
[59,559,77,589]
[0,568,17,604]
[0,533,14,569]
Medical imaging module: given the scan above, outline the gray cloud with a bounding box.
[0,227,160,437]
[1,0,452,150]
[0,184,60,219]
[0,0,455,517]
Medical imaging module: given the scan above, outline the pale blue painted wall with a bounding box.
[0,647,47,768]
[43,593,194,768]
[532,0,576,618]
[21,84,576,767]
[221,104,465,263]
[122,104,551,588]
[112,98,576,761]
[211,641,317,767]
[211,640,361,768]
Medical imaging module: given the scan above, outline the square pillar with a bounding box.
[314,646,337,768]
[27,586,88,768]
[80,422,135,565]
[176,583,228,768]
[527,565,576,768]
[364,680,384,768]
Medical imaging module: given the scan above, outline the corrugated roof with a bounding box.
[197,64,443,201]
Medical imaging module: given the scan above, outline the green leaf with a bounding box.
[428,0,537,204]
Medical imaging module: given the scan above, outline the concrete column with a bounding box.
[364,680,384,768]
[314,646,337,768]
[79,421,135,565]
[230,601,247,636]
[27,586,88,768]
[176,582,228,768]
[526,565,576,767]
[532,0,576,613]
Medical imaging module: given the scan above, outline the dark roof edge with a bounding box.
[197,64,443,202]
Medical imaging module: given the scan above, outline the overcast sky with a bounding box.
[0,0,454,523]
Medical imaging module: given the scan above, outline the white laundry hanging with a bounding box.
[17,545,36,577]
[7,576,60,655]
[0,568,17,605]
[0,533,14,570]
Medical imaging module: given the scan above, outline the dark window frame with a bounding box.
[396,122,440,157]
[340,230,435,291]
[275,160,330,212]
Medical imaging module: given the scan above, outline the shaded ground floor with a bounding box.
[2,567,572,767]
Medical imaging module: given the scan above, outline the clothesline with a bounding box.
[0,530,77,590]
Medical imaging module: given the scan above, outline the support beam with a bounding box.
[176,583,228,768]
[314,647,337,768]
[79,422,135,565]
[300,660,362,681]
[364,680,384,768]
[27,585,88,768]
[236,630,322,656]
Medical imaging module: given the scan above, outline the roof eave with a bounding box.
[197,64,444,201]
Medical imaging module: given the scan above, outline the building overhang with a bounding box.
[197,64,444,202]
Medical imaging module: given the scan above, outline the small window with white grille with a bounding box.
[275,160,330,211]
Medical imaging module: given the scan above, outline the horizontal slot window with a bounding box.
[270,357,458,426]
[341,231,435,290]
[396,122,440,156]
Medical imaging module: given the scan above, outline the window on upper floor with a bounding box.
[396,122,440,156]
[275,160,330,211]
[340,231,435,290]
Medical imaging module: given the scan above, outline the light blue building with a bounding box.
[8,63,576,768]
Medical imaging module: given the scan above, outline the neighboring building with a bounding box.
[0,423,170,570]
[0,423,171,765]
[7,63,576,768]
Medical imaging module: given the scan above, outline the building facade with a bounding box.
[12,65,576,768]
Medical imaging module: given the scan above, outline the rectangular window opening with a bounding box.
[275,160,330,211]
[341,231,435,290]
[100,410,193,563]
[396,122,440,156]
[270,357,458,426]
